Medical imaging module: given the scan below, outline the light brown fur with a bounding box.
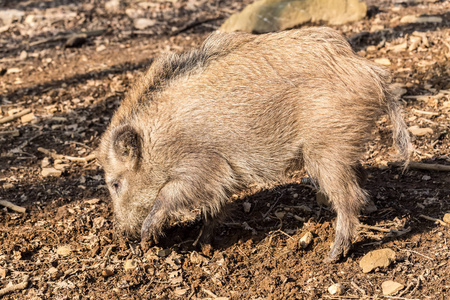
[97,27,411,262]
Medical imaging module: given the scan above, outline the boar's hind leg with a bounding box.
[306,158,367,262]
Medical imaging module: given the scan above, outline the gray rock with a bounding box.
[219,0,367,33]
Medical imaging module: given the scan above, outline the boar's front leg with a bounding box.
[141,153,236,246]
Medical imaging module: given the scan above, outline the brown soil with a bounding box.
[0,0,449,299]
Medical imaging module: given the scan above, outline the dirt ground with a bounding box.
[0,0,449,299]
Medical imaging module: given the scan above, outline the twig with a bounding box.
[351,281,366,295]
[389,161,450,172]
[0,108,31,124]
[262,193,283,219]
[0,130,19,136]
[37,147,96,162]
[29,28,107,47]
[0,200,26,213]
[171,16,223,36]
[202,288,218,298]
[0,275,29,297]
[400,248,433,261]
[359,224,391,233]
[419,214,449,227]
[412,109,439,116]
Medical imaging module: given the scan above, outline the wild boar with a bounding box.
[97,27,411,262]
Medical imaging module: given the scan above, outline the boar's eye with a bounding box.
[109,180,121,194]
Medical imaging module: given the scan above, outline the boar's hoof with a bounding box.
[325,239,352,263]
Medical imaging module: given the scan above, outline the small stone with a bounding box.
[359,248,396,273]
[157,249,172,257]
[374,58,391,66]
[422,175,431,181]
[0,268,8,278]
[42,168,62,177]
[19,50,28,60]
[174,287,188,296]
[134,18,156,30]
[96,45,106,52]
[105,0,120,12]
[409,36,422,51]
[124,259,137,272]
[299,231,313,248]
[366,45,377,52]
[242,201,251,213]
[381,280,404,295]
[48,267,62,280]
[388,42,407,53]
[443,213,450,224]
[20,112,35,123]
[328,283,344,295]
[102,267,114,277]
[400,15,442,24]
[3,182,14,189]
[56,245,72,256]
[41,157,50,168]
[408,125,433,136]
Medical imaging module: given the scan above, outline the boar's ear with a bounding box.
[111,125,142,166]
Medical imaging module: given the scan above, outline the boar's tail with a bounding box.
[385,92,413,168]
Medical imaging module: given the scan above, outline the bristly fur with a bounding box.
[97,27,412,262]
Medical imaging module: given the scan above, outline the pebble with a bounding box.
[408,125,433,136]
[48,267,62,280]
[124,259,137,272]
[381,280,404,295]
[422,175,431,181]
[299,231,313,248]
[41,157,50,168]
[19,50,28,60]
[42,167,62,177]
[56,245,72,256]
[96,45,106,52]
[374,58,391,66]
[157,249,172,257]
[20,112,35,123]
[102,267,114,277]
[134,18,156,30]
[409,36,422,51]
[105,0,120,12]
[328,283,344,295]
[388,42,407,53]
[359,248,396,273]
[242,201,251,213]
[0,268,8,278]
[443,213,450,224]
